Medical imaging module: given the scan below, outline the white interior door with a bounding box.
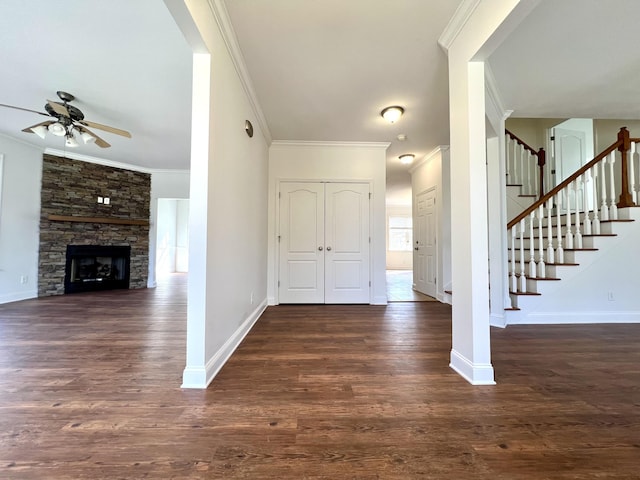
[278,182,370,304]
[414,188,436,297]
[278,183,325,303]
[554,127,586,212]
[324,183,370,304]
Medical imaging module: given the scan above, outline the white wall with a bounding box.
[166,0,270,388]
[0,136,43,303]
[385,204,412,270]
[268,142,388,305]
[409,147,451,302]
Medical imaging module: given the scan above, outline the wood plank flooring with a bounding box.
[1,273,639,479]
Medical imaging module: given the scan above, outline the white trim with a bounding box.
[490,312,507,328]
[0,132,45,151]
[449,349,496,385]
[0,290,38,305]
[272,140,391,149]
[437,0,482,52]
[181,299,267,388]
[371,294,388,305]
[508,311,640,325]
[208,0,272,144]
[408,145,449,174]
[44,148,190,175]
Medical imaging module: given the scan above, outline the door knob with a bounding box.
[326,246,332,251]
[318,246,323,251]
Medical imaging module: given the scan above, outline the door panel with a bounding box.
[414,188,437,298]
[279,183,324,303]
[279,182,370,304]
[324,183,370,303]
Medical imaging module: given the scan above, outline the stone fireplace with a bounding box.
[38,154,150,296]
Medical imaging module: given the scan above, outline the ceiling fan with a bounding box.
[0,91,131,148]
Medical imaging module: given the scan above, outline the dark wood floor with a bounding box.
[1,274,639,479]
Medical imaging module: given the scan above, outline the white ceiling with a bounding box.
[489,0,640,120]
[2,1,638,204]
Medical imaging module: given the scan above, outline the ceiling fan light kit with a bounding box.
[0,90,131,149]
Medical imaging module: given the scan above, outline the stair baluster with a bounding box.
[629,142,637,204]
[528,212,536,278]
[537,204,545,278]
[555,192,564,264]
[518,219,526,292]
[573,178,582,248]
[546,198,554,265]
[600,158,609,221]
[609,152,618,220]
[510,227,517,293]
[591,165,600,234]
[505,136,511,185]
[565,187,574,249]
[582,171,592,235]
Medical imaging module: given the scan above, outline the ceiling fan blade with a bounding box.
[77,126,111,148]
[21,120,54,133]
[0,103,50,117]
[79,120,131,138]
[47,99,70,117]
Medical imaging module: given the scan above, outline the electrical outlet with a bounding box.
[250,292,254,305]
[20,275,28,284]
[608,291,614,301]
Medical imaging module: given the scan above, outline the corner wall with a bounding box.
[0,136,43,303]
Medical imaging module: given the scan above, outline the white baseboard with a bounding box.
[371,294,387,305]
[449,349,496,385]
[490,312,506,328]
[0,290,37,305]
[181,299,268,389]
[508,310,640,325]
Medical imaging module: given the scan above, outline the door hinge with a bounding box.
[369,192,372,199]
[369,281,371,287]
[369,237,371,243]
[278,280,280,287]
[277,235,281,242]
[550,135,555,141]
[279,192,281,199]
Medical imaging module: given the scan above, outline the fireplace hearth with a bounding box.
[64,245,131,294]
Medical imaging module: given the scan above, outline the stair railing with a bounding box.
[506,127,639,305]
[505,129,546,199]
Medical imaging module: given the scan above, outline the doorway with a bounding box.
[156,198,189,278]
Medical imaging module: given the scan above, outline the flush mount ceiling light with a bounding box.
[399,154,415,165]
[381,106,404,124]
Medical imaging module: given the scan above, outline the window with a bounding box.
[388,215,412,251]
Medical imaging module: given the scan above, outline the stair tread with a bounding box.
[509,291,541,296]
[564,248,598,251]
[546,262,579,266]
[504,307,521,311]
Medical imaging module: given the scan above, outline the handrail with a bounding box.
[505,129,539,156]
[507,138,621,230]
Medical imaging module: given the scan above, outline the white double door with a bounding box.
[279,182,370,304]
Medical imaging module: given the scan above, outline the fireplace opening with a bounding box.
[64,245,131,294]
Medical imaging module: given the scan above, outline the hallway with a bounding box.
[386,269,435,302]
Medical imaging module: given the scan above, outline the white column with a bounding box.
[448,60,495,385]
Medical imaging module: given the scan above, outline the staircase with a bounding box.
[502,127,640,324]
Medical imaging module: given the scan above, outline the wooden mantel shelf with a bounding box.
[47,214,149,226]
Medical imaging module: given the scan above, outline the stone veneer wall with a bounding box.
[38,154,150,296]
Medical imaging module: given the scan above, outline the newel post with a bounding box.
[537,148,545,199]
[617,127,635,208]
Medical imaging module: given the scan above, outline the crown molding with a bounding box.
[208,0,272,145]
[0,132,45,151]
[409,145,450,173]
[271,140,391,149]
[44,148,189,175]
[438,0,482,53]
